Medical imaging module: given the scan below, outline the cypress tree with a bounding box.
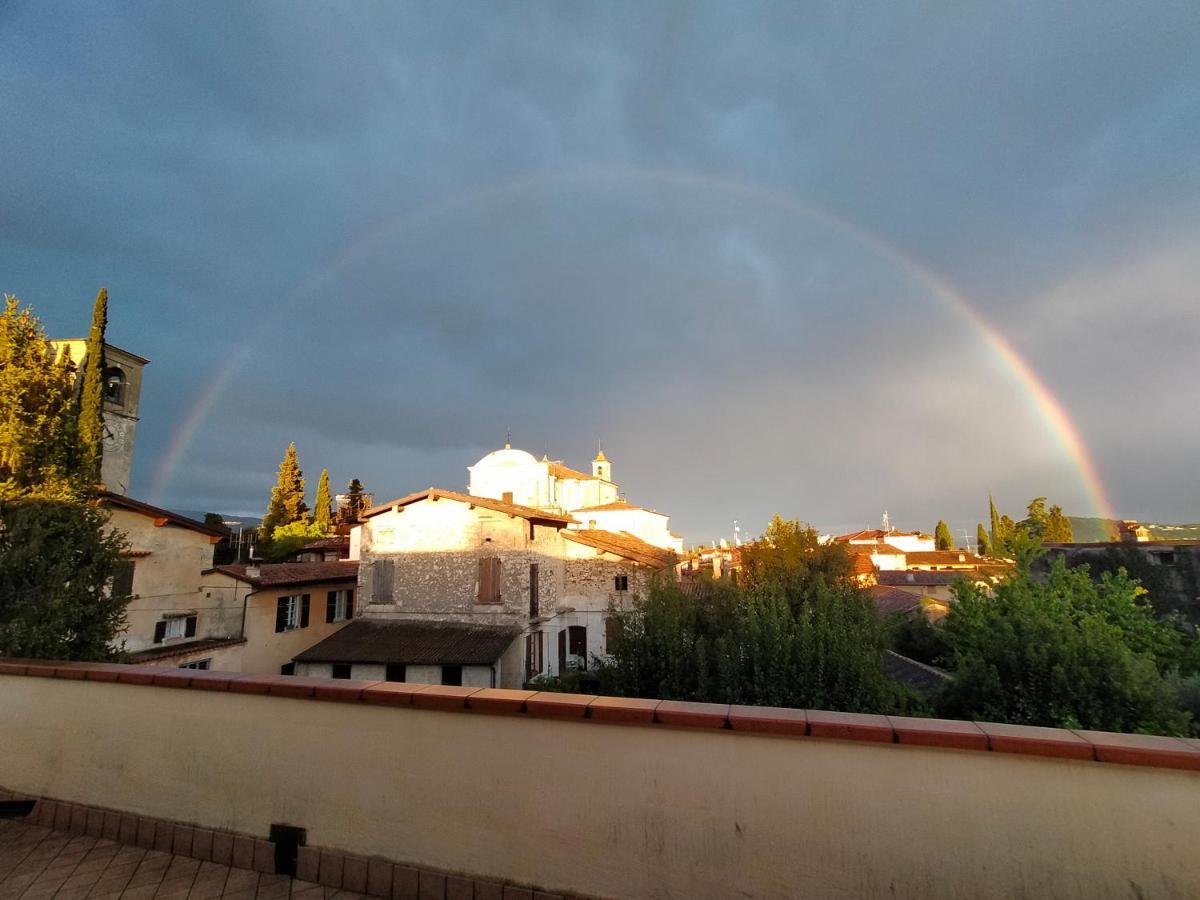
[976,523,992,557]
[340,478,366,524]
[262,442,308,538]
[988,494,1002,547]
[934,519,954,551]
[78,288,107,488]
[313,468,332,534]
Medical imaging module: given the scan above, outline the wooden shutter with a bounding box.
[275,598,288,633]
[326,591,337,623]
[491,557,502,602]
[478,558,493,603]
[374,560,394,602]
[184,616,197,638]
[113,560,135,598]
[300,594,311,628]
[557,629,566,673]
[154,621,167,643]
[345,589,354,619]
[528,563,539,616]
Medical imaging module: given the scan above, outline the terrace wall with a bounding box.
[2,663,1199,899]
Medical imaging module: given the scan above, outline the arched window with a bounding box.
[104,367,126,405]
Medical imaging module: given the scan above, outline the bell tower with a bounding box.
[592,447,611,482]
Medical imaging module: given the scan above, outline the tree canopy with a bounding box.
[976,523,992,557]
[77,288,108,487]
[262,442,308,538]
[934,519,954,551]
[596,515,923,714]
[312,468,332,534]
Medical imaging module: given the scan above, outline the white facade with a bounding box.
[467,443,682,552]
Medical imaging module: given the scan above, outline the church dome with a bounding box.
[474,445,539,469]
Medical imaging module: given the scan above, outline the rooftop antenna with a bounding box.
[881,510,891,533]
[504,428,511,449]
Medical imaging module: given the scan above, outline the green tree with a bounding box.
[976,523,992,557]
[938,556,1189,735]
[989,493,1003,547]
[1020,497,1050,540]
[935,520,954,551]
[0,297,82,499]
[312,468,332,534]
[202,513,228,532]
[261,442,308,538]
[596,515,925,714]
[77,288,108,487]
[338,477,367,524]
[0,498,130,659]
[1044,503,1073,543]
[261,519,330,562]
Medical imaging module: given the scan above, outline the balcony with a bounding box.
[1,660,1198,899]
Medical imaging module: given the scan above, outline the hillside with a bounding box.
[1067,517,1200,542]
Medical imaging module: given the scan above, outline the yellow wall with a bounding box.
[108,508,225,653]
[2,676,1198,900]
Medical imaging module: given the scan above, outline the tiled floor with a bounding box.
[0,821,365,900]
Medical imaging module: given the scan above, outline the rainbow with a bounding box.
[150,165,1116,520]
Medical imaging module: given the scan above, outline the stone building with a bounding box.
[296,471,676,688]
[50,340,147,495]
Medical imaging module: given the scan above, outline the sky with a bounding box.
[3,2,1198,544]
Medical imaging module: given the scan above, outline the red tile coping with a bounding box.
[657,700,730,729]
[977,721,1094,761]
[888,715,988,751]
[807,709,894,743]
[3,659,1200,773]
[588,696,660,724]
[1073,729,1200,771]
[728,704,807,736]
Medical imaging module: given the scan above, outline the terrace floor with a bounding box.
[0,821,366,900]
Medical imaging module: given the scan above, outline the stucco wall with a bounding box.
[109,508,224,654]
[2,676,1198,900]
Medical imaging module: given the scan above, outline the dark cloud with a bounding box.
[3,1,1198,539]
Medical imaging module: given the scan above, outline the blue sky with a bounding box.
[3,2,1198,542]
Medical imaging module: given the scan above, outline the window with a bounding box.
[103,367,126,405]
[385,664,406,682]
[179,659,211,670]
[274,595,310,633]
[524,632,543,682]
[614,575,629,592]
[326,589,354,623]
[331,664,352,680]
[280,663,296,676]
[112,560,135,598]
[153,615,196,644]
[1156,552,1176,567]
[529,563,539,617]
[477,556,502,604]
[441,665,463,686]
[373,559,394,603]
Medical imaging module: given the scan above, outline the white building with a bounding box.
[298,444,680,688]
[467,444,683,552]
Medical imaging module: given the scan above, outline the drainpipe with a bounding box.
[490,663,497,688]
[240,586,258,641]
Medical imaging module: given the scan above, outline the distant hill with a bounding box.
[178,510,262,529]
[1067,517,1200,542]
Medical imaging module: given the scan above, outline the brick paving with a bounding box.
[0,821,371,900]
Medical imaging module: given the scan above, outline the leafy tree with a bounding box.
[1019,497,1050,540]
[934,520,954,551]
[261,519,329,562]
[261,442,308,538]
[0,498,129,660]
[989,494,1004,548]
[312,468,332,534]
[1044,503,1073,543]
[938,556,1189,735]
[338,477,367,524]
[0,297,83,499]
[596,515,925,714]
[77,288,108,487]
[202,512,228,532]
[976,523,992,557]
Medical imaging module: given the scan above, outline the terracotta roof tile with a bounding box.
[563,528,676,569]
[295,619,520,665]
[362,488,575,525]
[99,492,225,537]
[204,561,358,587]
